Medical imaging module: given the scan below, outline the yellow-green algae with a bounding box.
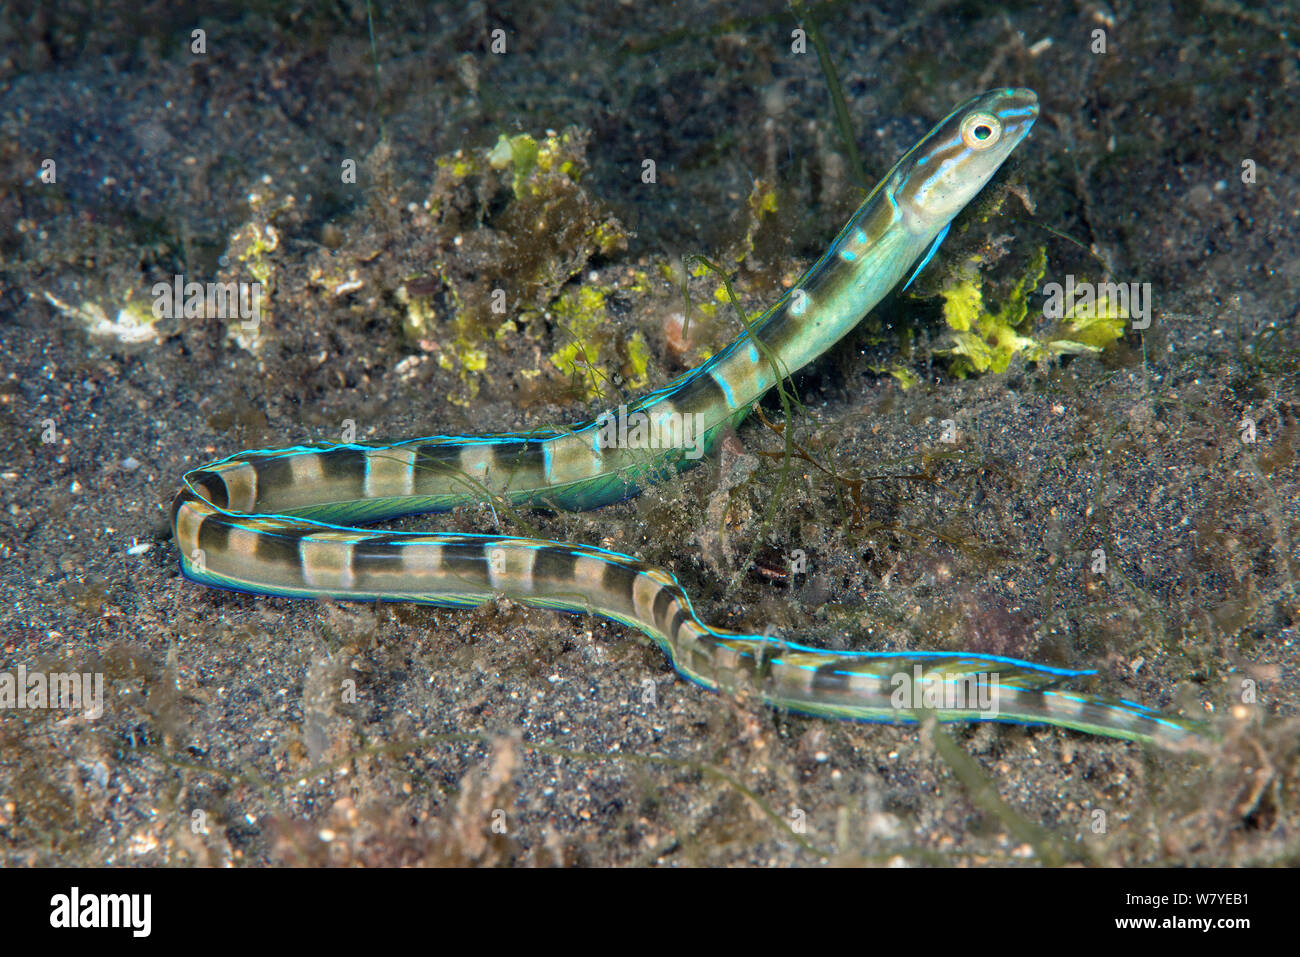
[733,177,780,265]
[408,128,631,405]
[882,363,921,389]
[547,285,650,401]
[487,133,542,196]
[221,194,290,353]
[937,247,1127,377]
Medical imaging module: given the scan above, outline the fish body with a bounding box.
[173,89,1208,749]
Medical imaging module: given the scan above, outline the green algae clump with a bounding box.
[548,285,650,401]
[937,247,1128,377]
[414,128,631,404]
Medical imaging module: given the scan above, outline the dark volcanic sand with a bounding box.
[1,1,1296,865]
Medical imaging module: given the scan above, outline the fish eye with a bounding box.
[960,112,1001,149]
